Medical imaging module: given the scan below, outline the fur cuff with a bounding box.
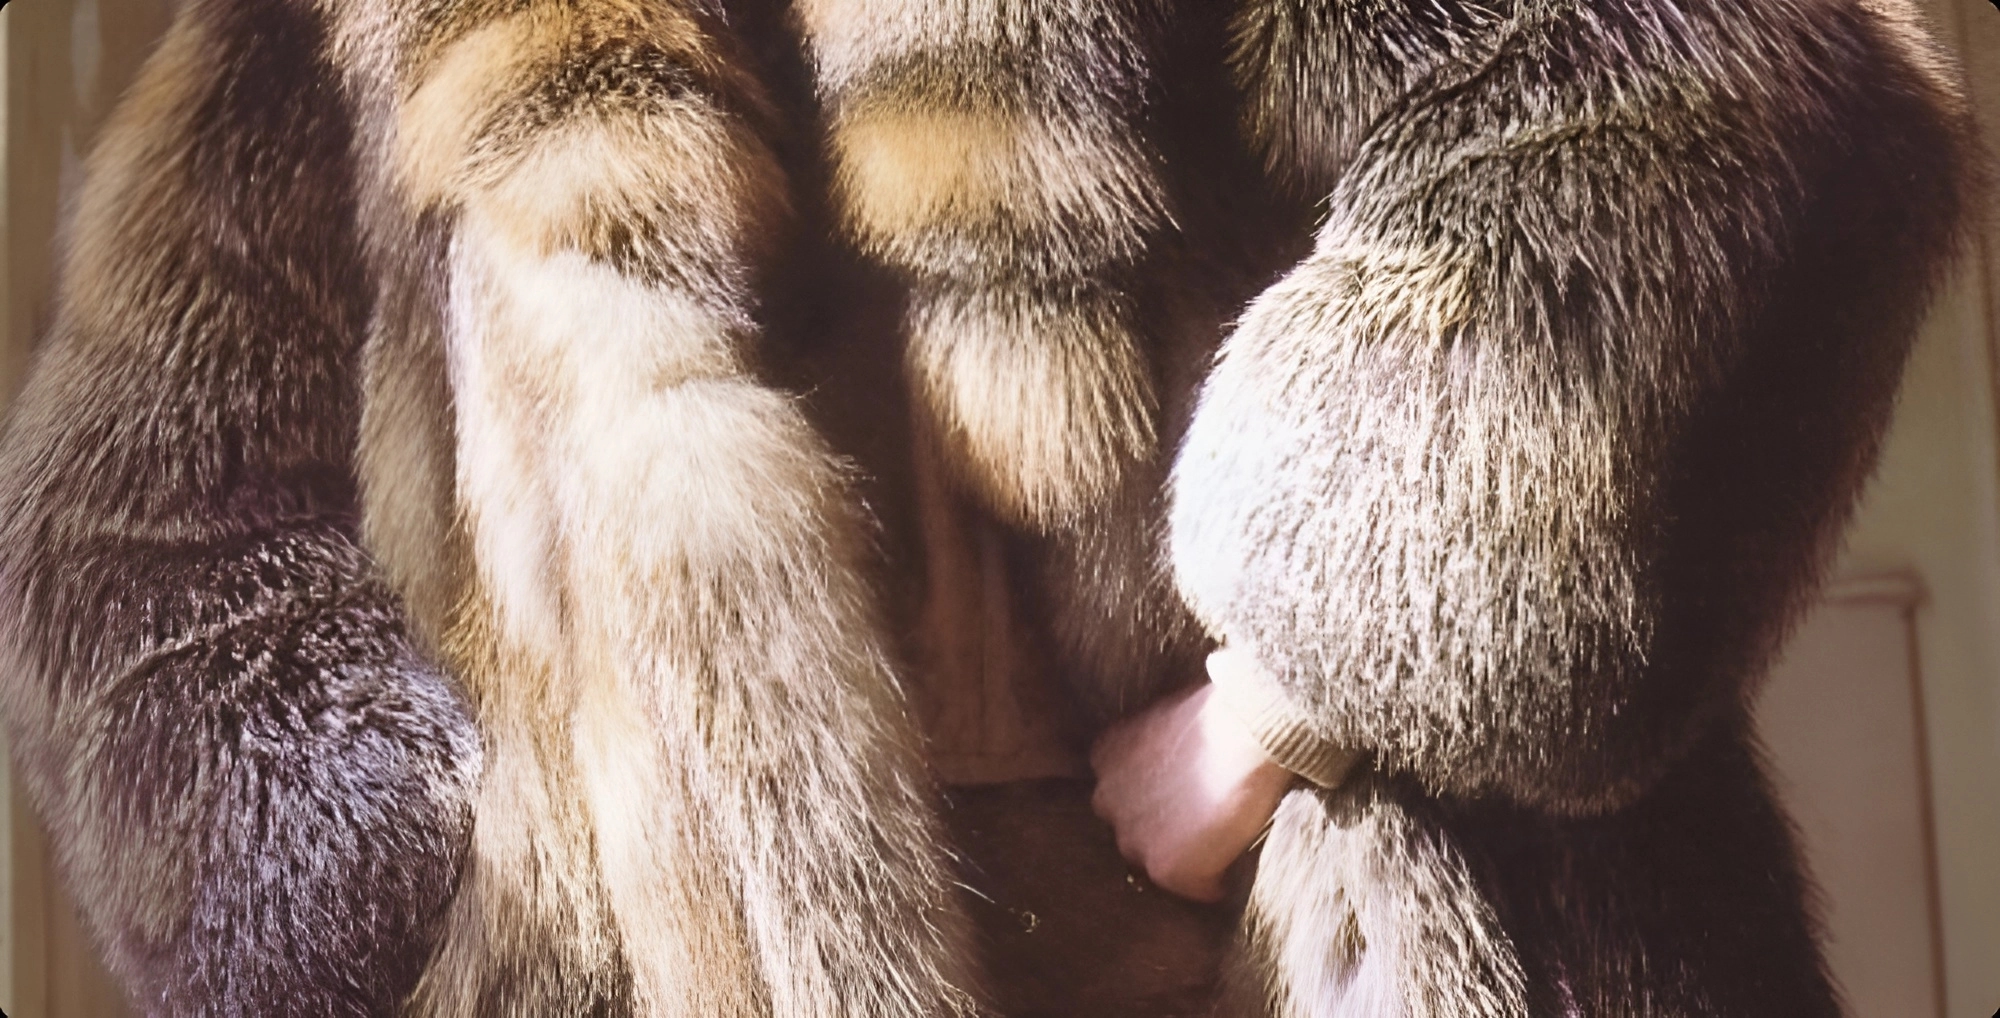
[1207,652,1358,788]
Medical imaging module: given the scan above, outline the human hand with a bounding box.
[1088,672,1296,903]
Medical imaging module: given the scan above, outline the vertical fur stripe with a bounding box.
[806,0,1172,530]
[336,1,982,1013]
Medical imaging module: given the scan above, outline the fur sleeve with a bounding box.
[1170,0,1976,812]
[0,3,480,1014]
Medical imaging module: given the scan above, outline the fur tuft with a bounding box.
[906,287,1157,527]
[1222,778,1528,1018]
[808,0,1172,532]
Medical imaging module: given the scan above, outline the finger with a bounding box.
[1149,861,1225,905]
[1110,824,1146,871]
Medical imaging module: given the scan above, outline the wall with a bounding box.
[1843,3,2000,1014]
[3,1,1998,1015]
[1,7,12,1004]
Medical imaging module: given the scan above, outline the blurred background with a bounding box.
[2,1,1997,1015]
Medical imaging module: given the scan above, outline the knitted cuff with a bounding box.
[1208,657,1359,789]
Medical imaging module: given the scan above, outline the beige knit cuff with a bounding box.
[1208,652,1359,789]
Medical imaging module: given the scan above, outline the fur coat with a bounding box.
[0,0,1977,1015]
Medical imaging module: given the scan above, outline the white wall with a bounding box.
[1843,4,2000,1014]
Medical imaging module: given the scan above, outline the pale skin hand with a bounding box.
[1088,651,1298,903]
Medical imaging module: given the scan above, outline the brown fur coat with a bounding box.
[0,1,1977,1016]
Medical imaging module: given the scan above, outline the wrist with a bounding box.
[1205,648,1358,789]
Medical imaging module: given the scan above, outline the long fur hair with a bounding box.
[329,0,982,1013]
[0,1,1976,1016]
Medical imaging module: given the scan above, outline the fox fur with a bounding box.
[0,0,1978,1017]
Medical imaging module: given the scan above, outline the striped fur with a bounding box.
[806,0,1172,530]
[0,0,1978,1016]
[327,1,982,1014]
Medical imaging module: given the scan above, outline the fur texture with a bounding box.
[1171,0,1976,1013]
[816,0,1977,1015]
[0,3,478,1014]
[807,0,1172,529]
[332,0,983,1014]
[3,0,982,1014]
[0,0,1977,1016]
[1172,0,1975,812]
